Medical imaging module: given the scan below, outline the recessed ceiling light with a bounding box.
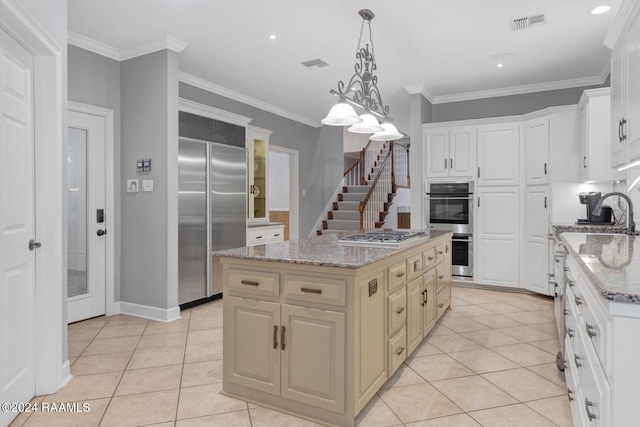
[497,63,504,68]
[269,34,277,40]
[591,5,611,15]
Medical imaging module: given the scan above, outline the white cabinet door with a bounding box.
[475,187,519,287]
[449,127,476,177]
[525,117,549,185]
[610,42,628,167]
[627,10,640,161]
[524,187,551,295]
[422,269,436,333]
[247,126,272,223]
[281,304,345,414]
[477,123,520,185]
[224,296,281,395]
[406,277,424,356]
[580,102,590,182]
[424,129,449,178]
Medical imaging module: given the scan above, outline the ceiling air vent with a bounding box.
[301,59,329,69]
[511,13,546,31]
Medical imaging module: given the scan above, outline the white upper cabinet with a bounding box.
[477,123,520,186]
[423,127,476,178]
[524,117,550,185]
[247,126,272,224]
[579,89,625,182]
[607,0,640,166]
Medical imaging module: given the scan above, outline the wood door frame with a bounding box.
[68,101,116,318]
[0,0,68,394]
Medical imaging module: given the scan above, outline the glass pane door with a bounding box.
[67,127,88,297]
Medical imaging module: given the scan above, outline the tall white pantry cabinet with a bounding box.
[421,106,579,295]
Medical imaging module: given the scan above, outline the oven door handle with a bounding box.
[451,238,473,242]
[426,196,473,200]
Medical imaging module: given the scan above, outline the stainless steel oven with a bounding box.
[426,181,474,277]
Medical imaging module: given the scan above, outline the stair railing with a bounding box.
[392,141,410,189]
[344,139,387,186]
[359,148,392,232]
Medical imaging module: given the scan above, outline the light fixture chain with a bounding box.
[356,20,366,55]
[368,20,375,58]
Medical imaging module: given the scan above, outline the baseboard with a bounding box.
[114,301,182,322]
[60,359,72,388]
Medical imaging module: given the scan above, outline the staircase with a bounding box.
[317,142,399,235]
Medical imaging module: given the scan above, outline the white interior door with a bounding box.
[67,110,106,323]
[0,27,35,427]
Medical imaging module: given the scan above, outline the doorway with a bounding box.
[67,103,115,323]
[269,145,299,240]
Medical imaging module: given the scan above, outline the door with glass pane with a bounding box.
[67,110,106,323]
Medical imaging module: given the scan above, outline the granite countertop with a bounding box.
[213,230,452,269]
[559,231,640,304]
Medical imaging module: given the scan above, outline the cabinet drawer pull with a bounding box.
[586,323,598,339]
[564,309,569,316]
[574,296,583,306]
[567,388,574,402]
[273,325,278,349]
[438,274,444,280]
[396,306,405,315]
[574,354,583,368]
[396,271,405,278]
[256,235,263,239]
[396,346,405,356]
[426,256,434,261]
[281,325,286,350]
[274,233,280,237]
[585,398,597,421]
[439,303,444,308]
[567,280,575,288]
[241,280,260,287]
[300,287,322,294]
[438,250,444,255]
[566,327,574,339]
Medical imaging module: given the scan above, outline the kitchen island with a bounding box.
[214,230,452,427]
[556,230,640,427]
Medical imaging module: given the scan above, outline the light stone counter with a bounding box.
[560,231,640,304]
[213,230,452,269]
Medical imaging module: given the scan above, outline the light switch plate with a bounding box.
[142,179,153,192]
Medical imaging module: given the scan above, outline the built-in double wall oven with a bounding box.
[426,181,474,277]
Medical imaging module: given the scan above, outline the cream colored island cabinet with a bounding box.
[215,231,452,427]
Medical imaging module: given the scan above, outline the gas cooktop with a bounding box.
[334,231,429,248]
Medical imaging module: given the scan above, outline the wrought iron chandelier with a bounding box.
[321,9,403,141]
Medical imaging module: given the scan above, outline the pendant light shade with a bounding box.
[347,113,384,134]
[370,122,404,141]
[321,102,362,126]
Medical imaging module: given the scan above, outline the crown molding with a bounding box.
[431,75,606,104]
[67,32,188,61]
[179,72,322,128]
[120,35,188,61]
[404,84,435,103]
[68,31,120,60]
[178,98,252,128]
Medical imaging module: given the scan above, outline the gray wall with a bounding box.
[179,83,343,236]
[120,50,178,309]
[68,45,122,301]
[432,81,609,122]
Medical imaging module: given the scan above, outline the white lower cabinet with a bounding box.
[475,187,519,287]
[524,187,551,295]
[563,253,640,427]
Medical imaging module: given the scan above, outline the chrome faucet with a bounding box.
[592,192,637,235]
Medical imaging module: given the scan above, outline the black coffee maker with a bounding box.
[577,192,613,224]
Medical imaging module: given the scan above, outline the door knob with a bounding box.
[96,229,107,236]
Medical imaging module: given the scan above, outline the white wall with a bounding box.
[269,150,289,210]
[343,128,369,153]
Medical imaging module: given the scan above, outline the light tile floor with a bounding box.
[10,286,573,427]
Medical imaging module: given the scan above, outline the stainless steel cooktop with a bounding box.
[334,231,428,248]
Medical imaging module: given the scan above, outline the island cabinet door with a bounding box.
[224,296,281,395]
[423,269,436,334]
[406,276,424,356]
[280,304,345,414]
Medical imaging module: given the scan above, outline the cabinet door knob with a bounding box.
[586,322,598,339]
[396,346,405,356]
[585,398,597,421]
[574,354,583,368]
[396,306,405,315]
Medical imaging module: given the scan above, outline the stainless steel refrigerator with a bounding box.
[178,136,246,305]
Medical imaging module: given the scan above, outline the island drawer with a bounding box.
[388,261,407,293]
[388,329,407,376]
[435,243,447,265]
[267,227,284,243]
[423,247,437,271]
[247,228,268,246]
[227,268,280,297]
[283,275,346,307]
[388,287,407,336]
[406,253,423,280]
